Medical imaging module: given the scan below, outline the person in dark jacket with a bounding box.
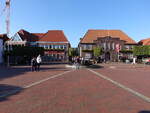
[31,57,37,72]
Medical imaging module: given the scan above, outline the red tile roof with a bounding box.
[17,29,69,43]
[80,30,136,44]
[31,33,45,38]
[39,30,69,42]
[138,38,150,45]
[31,33,45,41]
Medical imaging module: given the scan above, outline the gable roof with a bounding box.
[17,30,45,42]
[80,30,136,44]
[17,29,34,42]
[16,29,69,43]
[39,30,69,42]
[31,33,45,38]
[0,34,9,42]
[31,33,45,42]
[138,38,150,45]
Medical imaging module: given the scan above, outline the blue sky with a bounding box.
[0,0,150,47]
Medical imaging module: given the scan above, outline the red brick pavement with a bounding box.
[0,69,150,113]
[0,64,71,97]
[0,64,69,87]
[94,64,150,98]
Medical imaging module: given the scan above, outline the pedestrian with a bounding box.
[36,55,42,71]
[31,57,37,72]
[75,56,80,69]
[81,57,84,65]
[132,57,136,65]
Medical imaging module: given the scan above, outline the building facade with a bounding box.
[94,36,125,61]
[0,34,9,64]
[79,29,137,61]
[5,29,70,62]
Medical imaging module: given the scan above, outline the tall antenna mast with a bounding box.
[6,0,10,38]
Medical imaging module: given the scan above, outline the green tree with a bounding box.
[133,45,150,56]
[10,46,44,57]
[93,47,102,57]
[68,48,78,57]
[4,46,44,64]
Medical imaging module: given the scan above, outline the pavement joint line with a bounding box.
[109,67,150,71]
[0,69,74,98]
[23,70,74,89]
[88,69,150,103]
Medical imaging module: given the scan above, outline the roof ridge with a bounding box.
[140,37,150,41]
[38,30,69,42]
[38,31,49,41]
[88,29,121,31]
[119,30,136,43]
[61,30,69,42]
[80,29,136,44]
[31,32,45,35]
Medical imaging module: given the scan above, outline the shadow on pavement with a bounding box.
[0,65,68,80]
[138,111,150,113]
[43,62,68,65]
[0,84,23,102]
[40,67,68,71]
[86,64,104,69]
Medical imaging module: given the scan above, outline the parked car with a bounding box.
[83,58,93,65]
[142,58,150,64]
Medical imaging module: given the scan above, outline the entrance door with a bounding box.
[105,52,110,61]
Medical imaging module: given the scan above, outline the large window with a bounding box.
[112,43,115,50]
[60,45,64,49]
[108,43,111,50]
[125,45,130,50]
[51,45,54,49]
[49,45,52,49]
[87,45,92,50]
[103,43,106,50]
[82,45,92,50]
[45,45,49,49]
[64,45,66,49]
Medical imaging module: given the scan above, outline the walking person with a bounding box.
[36,55,42,71]
[75,56,80,69]
[31,57,37,72]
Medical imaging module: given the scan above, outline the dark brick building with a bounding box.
[79,29,137,61]
[0,34,9,64]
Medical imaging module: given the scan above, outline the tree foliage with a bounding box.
[68,48,78,57]
[93,47,102,57]
[133,45,150,56]
[4,46,44,65]
[5,46,44,57]
[119,49,133,53]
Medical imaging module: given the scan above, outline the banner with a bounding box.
[115,44,121,53]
